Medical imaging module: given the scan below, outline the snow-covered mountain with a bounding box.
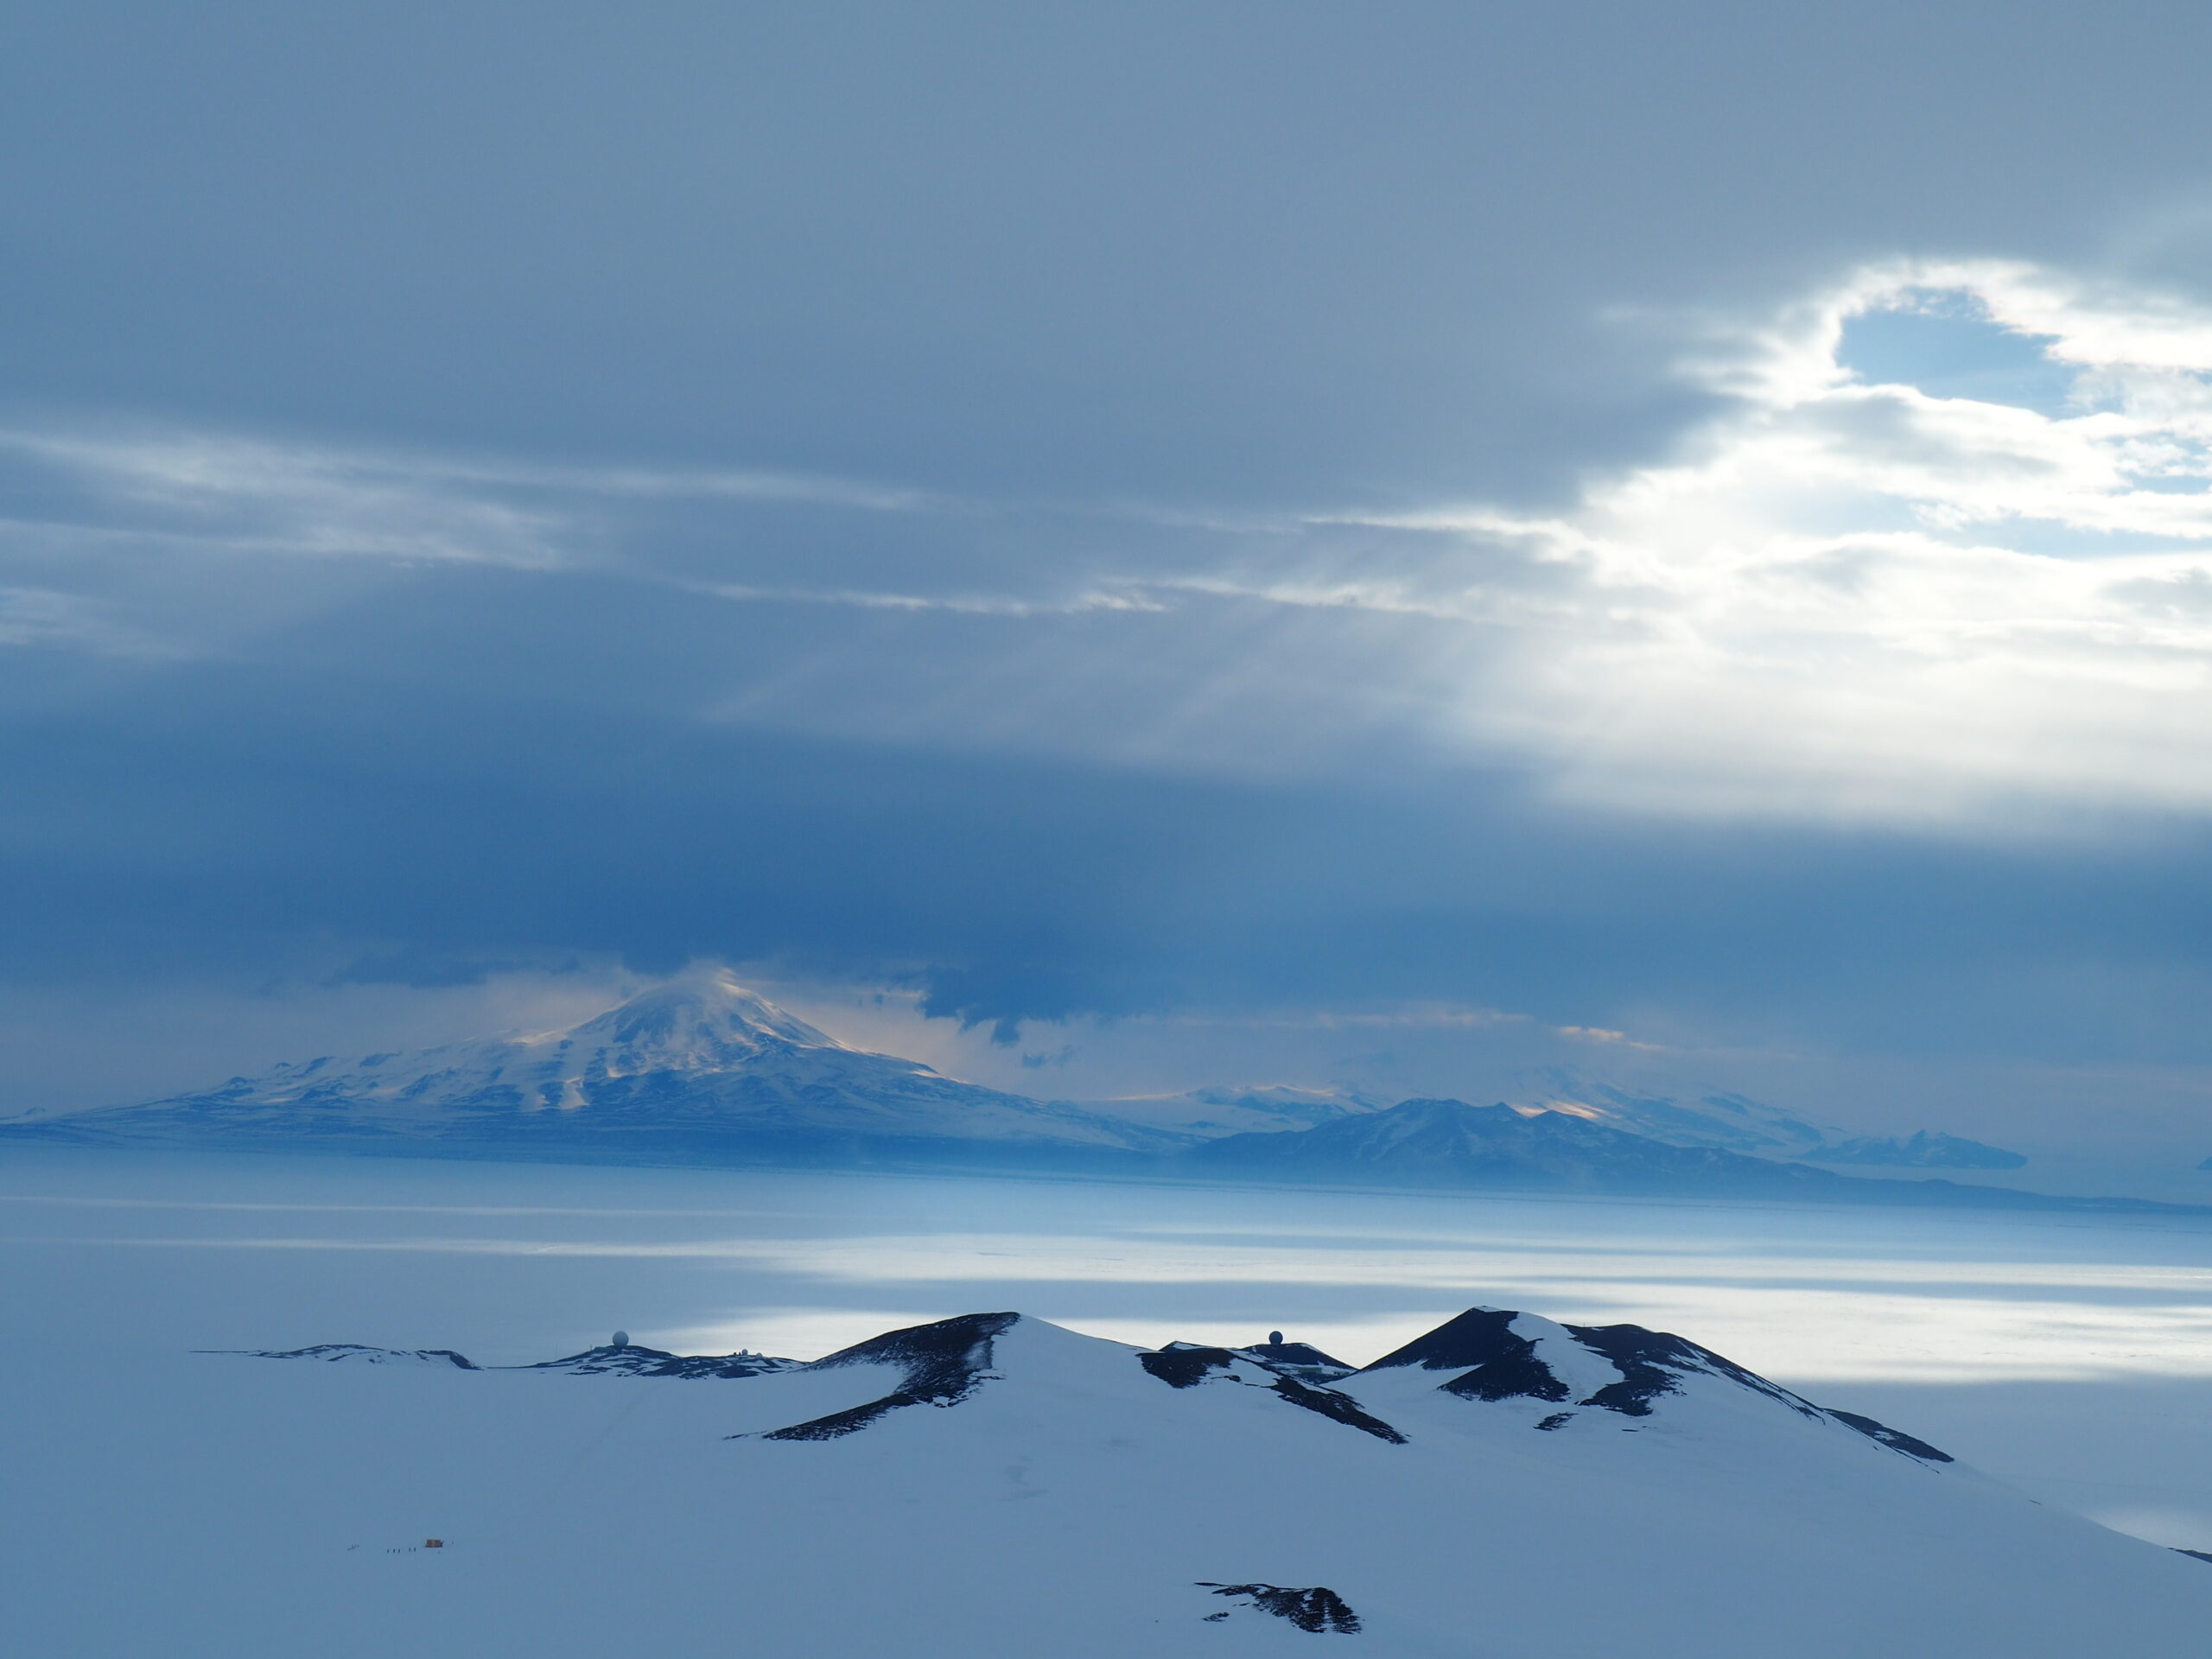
[1181,1096,1877,1196]
[1179,1096,2183,1212]
[1092,1069,2032,1171]
[92,1302,2212,1656]
[1522,1068,2029,1167]
[0,974,2069,1205]
[1523,1070,1838,1155]
[1807,1128,2030,1169]
[8,969,1183,1161]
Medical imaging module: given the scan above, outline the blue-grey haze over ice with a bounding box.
[14,3,2212,1185]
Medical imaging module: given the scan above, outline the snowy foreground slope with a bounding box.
[16,1308,2212,1657]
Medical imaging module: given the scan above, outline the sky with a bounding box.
[10,3,2212,1176]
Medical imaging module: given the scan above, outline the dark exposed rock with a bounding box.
[1139,1344,1235,1389]
[753,1313,1019,1441]
[1363,1306,1953,1461]
[1555,1320,1949,1459]
[1560,1322,1825,1421]
[1363,1307,1532,1373]
[223,1344,480,1369]
[225,1340,808,1377]
[1236,1339,1356,1382]
[1269,1376,1407,1444]
[1441,1349,1571,1404]
[1238,1344,1353,1371]
[1363,1308,1574,1405]
[1198,1582,1362,1633]
[516,1344,799,1377]
[637,1351,801,1379]
[1138,1345,1406,1443]
[1823,1408,1954,1463]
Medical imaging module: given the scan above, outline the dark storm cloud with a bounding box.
[10,2,2212,1097]
[6,558,2212,1068]
[7,2,2209,503]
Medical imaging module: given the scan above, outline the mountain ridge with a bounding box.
[1,973,2171,1212]
[170,1301,2212,1655]
[1177,1096,2207,1215]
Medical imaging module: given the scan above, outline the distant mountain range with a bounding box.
[1108,1068,2031,1170]
[5,969,2152,1211]
[1808,1129,2028,1170]
[168,1303,2212,1655]
[1181,1097,2123,1211]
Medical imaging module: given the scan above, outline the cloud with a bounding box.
[0,425,948,575]
[35,257,2212,836]
[21,256,2212,836]
[1185,261,2212,827]
[0,585,169,656]
[2,429,570,569]
[0,422,1215,670]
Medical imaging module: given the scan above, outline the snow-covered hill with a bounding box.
[1183,1096,1933,1199]
[1179,1097,2189,1212]
[1183,1096,1894,1191]
[1522,1068,2028,1167]
[1524,1071,1837,1155]
[31,1303,2212,1656]
[6,969,1182,1161]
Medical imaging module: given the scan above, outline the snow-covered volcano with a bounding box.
[15,969,1179,1160]
[52,1302,2209,1656]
